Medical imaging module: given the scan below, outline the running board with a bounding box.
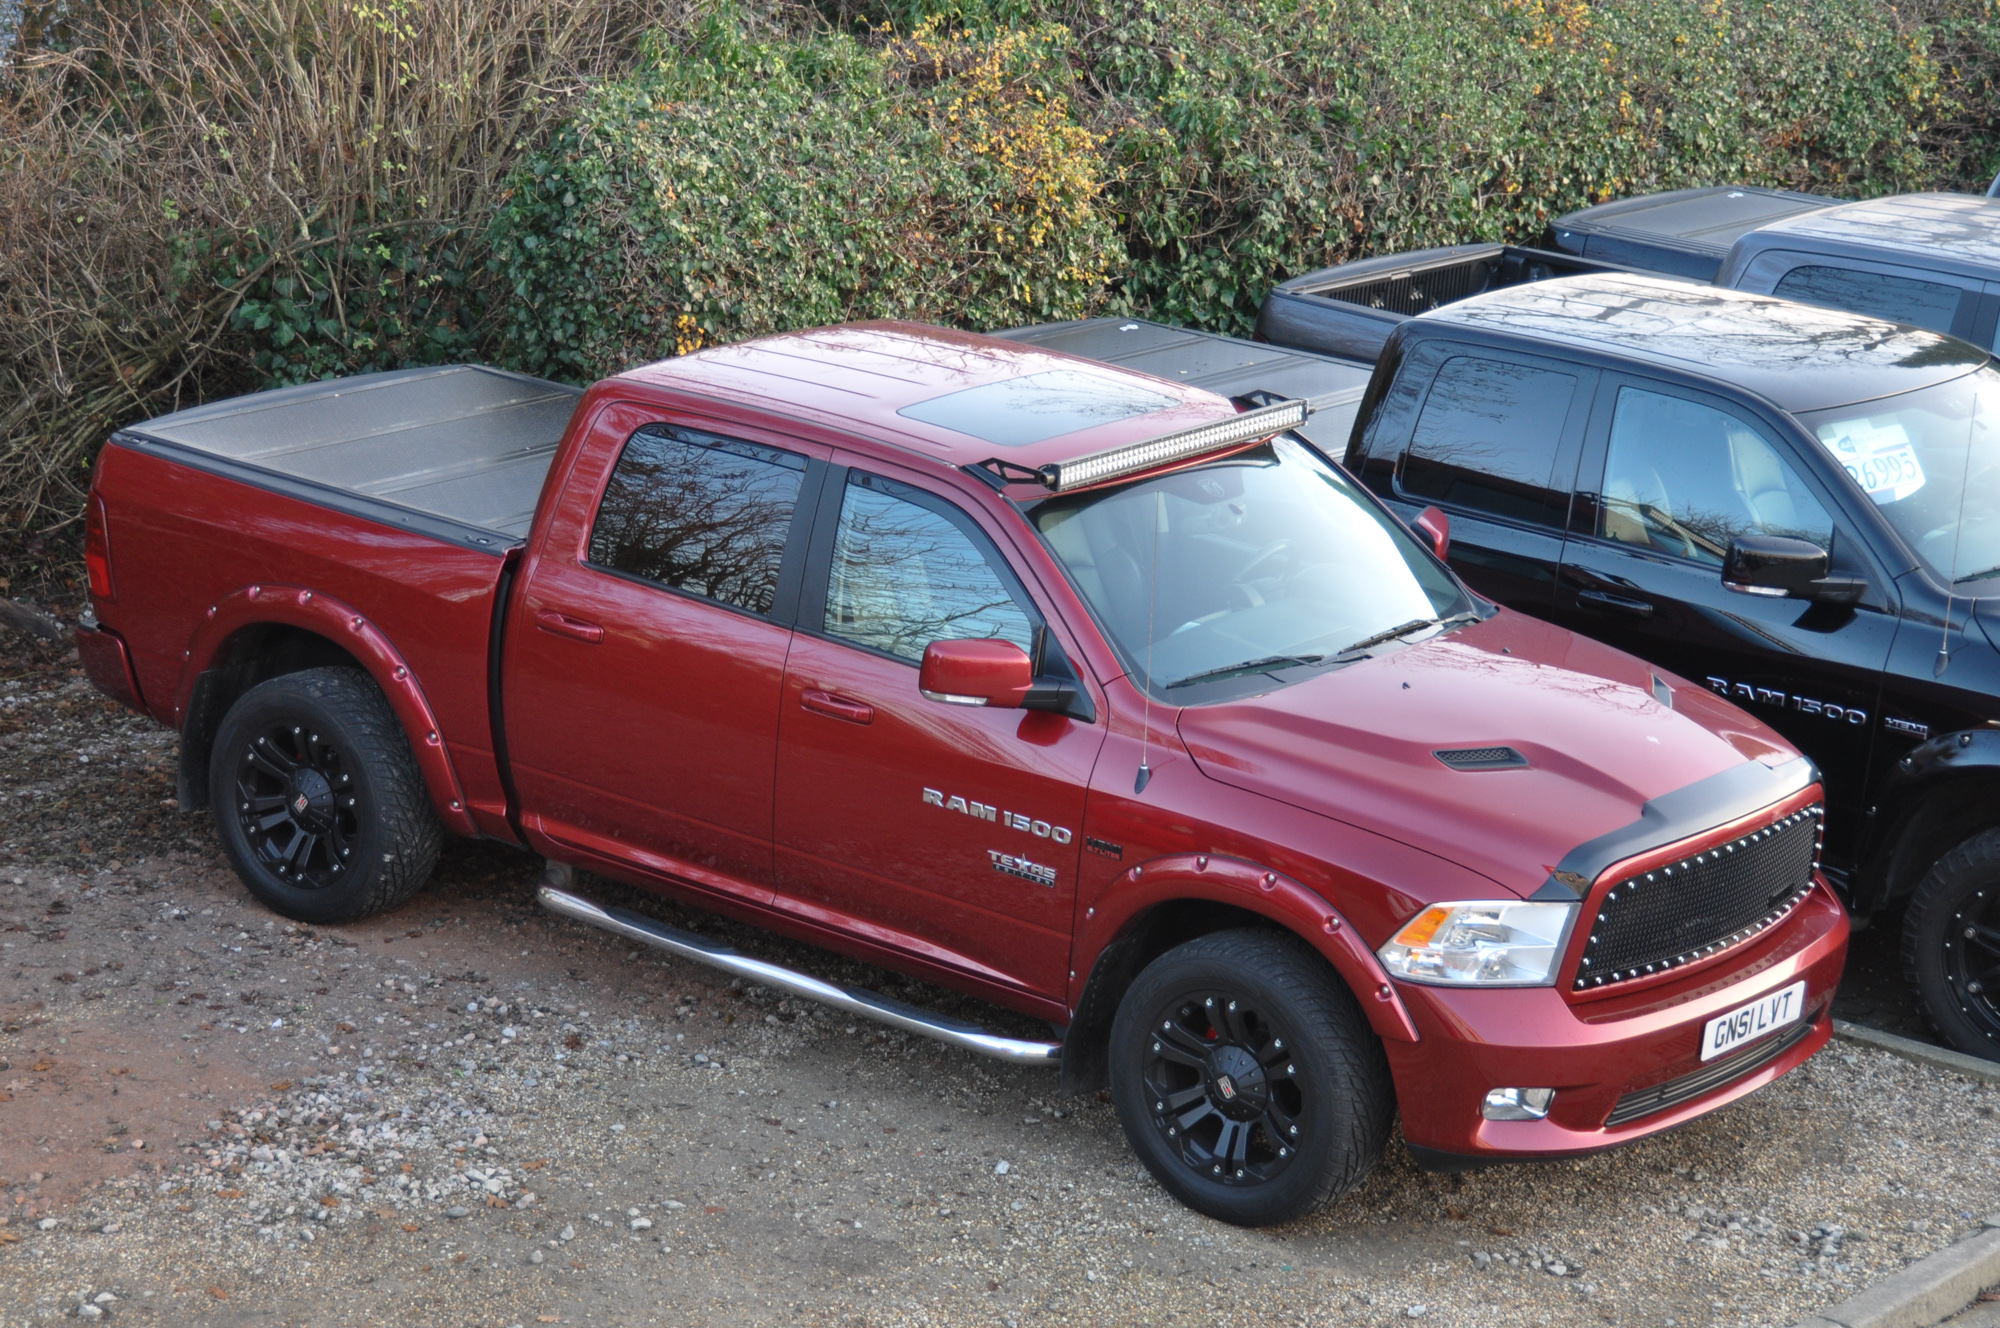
[535,885,1062,1066]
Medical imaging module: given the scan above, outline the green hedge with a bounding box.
[7,0,2000,536]
[490,0,2000,378]
[489,15,1122,380]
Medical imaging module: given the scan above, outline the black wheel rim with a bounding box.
[1944,884,2000,1045]
[1142,990,1306,1186]
[234,721,358,890]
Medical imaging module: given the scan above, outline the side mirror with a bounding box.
[919,639,1034,708]
[1724,535,1864,604]
[1415,506,1450,562]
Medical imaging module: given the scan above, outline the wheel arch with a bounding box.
[175,585,475,835]
[1060,855,1417,1097]
[1860,731,2000,913]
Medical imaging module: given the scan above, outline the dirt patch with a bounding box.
[0,1019,265,1211]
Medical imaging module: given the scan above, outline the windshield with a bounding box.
[1027,437,1468,696]
[1798,366,2000,585]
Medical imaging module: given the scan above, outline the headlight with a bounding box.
[1376,900,1577,986]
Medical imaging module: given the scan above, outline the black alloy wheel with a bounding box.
[1904,828,2000,1061]
[210,667,441,924]
[234,721,358,888]
[1109,929,1393,1226]
[1142,991,1306,1186]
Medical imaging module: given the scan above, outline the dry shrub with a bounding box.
[0,0,692,531]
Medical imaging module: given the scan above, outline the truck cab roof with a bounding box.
[616,321,1242,474]
[1737,191,2000,279]
[1414,272,1988,413]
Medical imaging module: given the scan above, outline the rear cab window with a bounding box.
[1736,248,1982,341]
[1397,355,1581,528]
[1771,265,1968,333]
[588,423,812,618]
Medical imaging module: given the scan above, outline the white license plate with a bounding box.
[1700,980,1807,1062]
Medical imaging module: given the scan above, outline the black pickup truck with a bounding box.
[1044,279,2000,1061]
[1260,189,2000,367]
[1549,185,2000,352]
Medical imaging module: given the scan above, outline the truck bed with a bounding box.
[1253,243,1643,364]
[118,365,583,549]
[991,318,1374,454]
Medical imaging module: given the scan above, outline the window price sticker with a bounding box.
[1816,420,1925,504]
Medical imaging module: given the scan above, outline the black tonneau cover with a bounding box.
[991,318,1373,455]
[117,365,582,550]
[1548,185,1837,281]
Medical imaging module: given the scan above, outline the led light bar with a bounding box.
[1034,397,1311,493]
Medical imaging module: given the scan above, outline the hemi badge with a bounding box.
[1085,837,1124,860]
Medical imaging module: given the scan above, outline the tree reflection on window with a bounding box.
[825,480,1033,662]
[588,426,805,615]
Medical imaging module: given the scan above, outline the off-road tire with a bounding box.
[209,666,442,924]
[1902,829,2000,1062]
[1109,928,1394,1226]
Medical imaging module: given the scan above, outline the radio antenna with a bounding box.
[1136,490,1162,794]
[1937,389,1980,678]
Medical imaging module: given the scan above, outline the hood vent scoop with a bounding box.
[1434,746,1528,771]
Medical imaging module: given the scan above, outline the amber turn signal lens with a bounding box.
[1390,906,1453,950]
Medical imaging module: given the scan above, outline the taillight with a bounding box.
[85,492,114,602]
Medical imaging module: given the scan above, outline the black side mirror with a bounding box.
[1723,536,1865,604]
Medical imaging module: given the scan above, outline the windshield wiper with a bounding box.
[1160,613,1478,689]
[1162,654,1326,689]
[1333,612,1461,656]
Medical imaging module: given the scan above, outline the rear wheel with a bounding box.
[1903,830,2000,1061]
[209,666,441,924]
[1109,929,1393,1226]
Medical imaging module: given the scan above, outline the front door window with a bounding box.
[1598,387,1833,562]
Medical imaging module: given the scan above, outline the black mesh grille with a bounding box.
[1575,806,1821,991]
[1434,746,1528,771]
[1604,1017,1815,1127]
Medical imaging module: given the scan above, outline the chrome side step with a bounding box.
[535,884,1062,1066]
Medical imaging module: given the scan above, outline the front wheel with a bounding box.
[209,666,442,924]
[1903,830,2000,1061]
[1108,929,1394,1226]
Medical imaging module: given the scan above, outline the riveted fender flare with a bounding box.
[176,584,477,837]
[1074,853,1420,1045]
[1882,725,2000,791]
[1863,725,2000,906]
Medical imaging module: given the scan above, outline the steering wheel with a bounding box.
[1233,539,1292,584]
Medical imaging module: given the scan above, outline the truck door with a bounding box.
[504,407,829,903]
[1366,343,1594,618]
[1553,376,1898,870]
[771,464,1104,1001]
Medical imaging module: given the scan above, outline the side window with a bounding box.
[1772,264,1965,333]
[824,477,1034,663]
[588,425,806,616]
[1597,387,1832,565]
[1400,355,1578,525]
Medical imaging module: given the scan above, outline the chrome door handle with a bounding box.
[1577,589,1654,618]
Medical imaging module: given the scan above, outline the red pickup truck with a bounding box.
[75,324,1847,1225]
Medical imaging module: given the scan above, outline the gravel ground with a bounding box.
[4,625,2000,1328]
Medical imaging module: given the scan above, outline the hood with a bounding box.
[1176,611,1806,898]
